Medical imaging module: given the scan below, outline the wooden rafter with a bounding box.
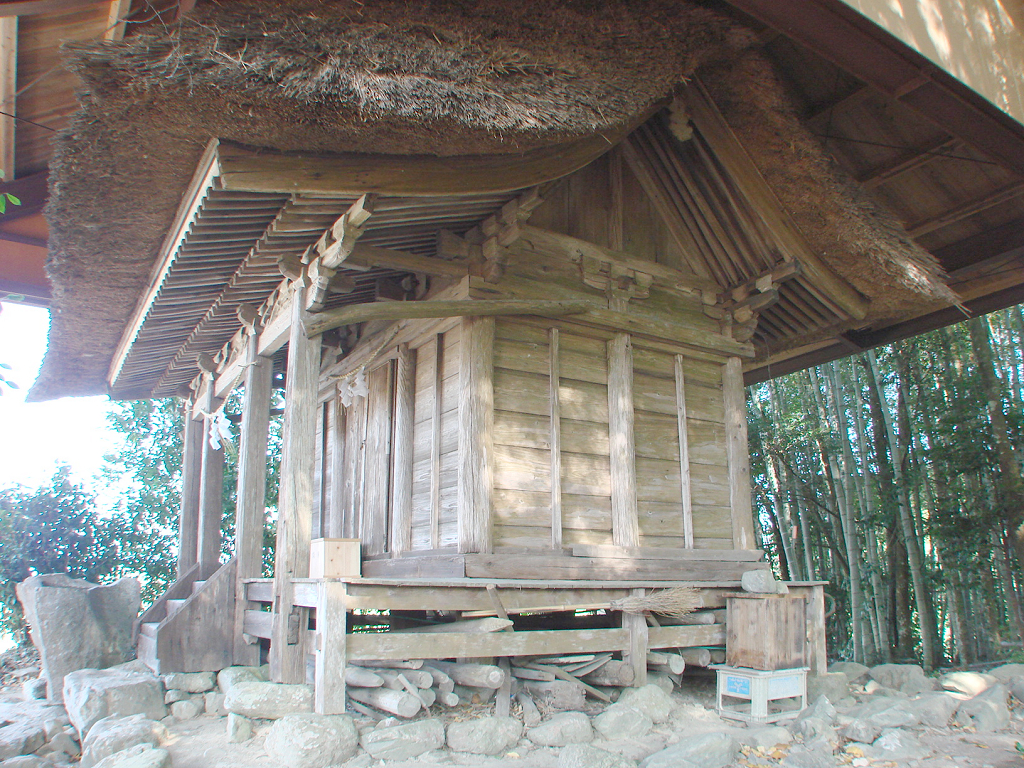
[685,77,869,321]
[723,0,1024,178]
[932,214,1024,272]
[214,112,650,196]
[907,181,1024,239]
[857,136,961,189]
[104,0,132,41]
[0,0,94,17]
[0,231,44,247]
[803,85,873,128]
[304,299,591,338]
[0,16,15,181]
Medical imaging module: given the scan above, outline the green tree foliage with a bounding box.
[748,306,1024,667]
[0,388,284,640]
[0,468,116,638]
[100,399,185,605]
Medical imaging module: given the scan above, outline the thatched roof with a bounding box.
[30,0,955,400]
[699,51,958,328]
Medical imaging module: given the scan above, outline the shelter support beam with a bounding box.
[177,402,204,578]
[233,330,273,665]
[196,382,224,571]
[270,285,322,683]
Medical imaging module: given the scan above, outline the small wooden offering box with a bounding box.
[310,538,361,578]
[726,594,807,670]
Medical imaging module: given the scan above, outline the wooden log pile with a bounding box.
[343,643,726,718]
[339,607,728,717]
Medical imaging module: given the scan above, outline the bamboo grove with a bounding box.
[747,306,1024,670]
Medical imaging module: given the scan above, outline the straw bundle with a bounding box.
[610,587,700,618]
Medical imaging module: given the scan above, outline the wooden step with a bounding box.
[140,622,161,638]
[137,632,159,674]
[191,580,206,595]
[166,599,188,613]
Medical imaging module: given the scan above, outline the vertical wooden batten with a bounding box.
[196,382,225,571]
[327,398,345,538]
[724,356,756,550]
[548,327,562,550]
[270,285,322,684]
[429,334,445,549]
[361,362,394,556]
[232,332,272,666]
[390,344,415,554]
[458,316,495,554]
[608,333,639,548]
[674,355,694,548]
[177,402,204,578]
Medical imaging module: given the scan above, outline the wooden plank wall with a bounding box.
[485,149,739,551]
[305,143,752,560]
[490,318,731,551]
[530,151,692,273]
[410,325,463,549]
[491,320,612,549]
[317,360,396,553]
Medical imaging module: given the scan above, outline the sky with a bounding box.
[0,301,119,494]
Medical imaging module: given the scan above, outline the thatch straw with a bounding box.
[32,0,755,401]
[610,587,701,618]
[699,51,959,324]
[28,0,956,400]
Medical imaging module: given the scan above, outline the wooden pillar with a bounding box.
[390,344,415,554]
[314,581,348,714]
[177,402,204,578]
[197,382,225,572]
[270,285,321,684]
[608,333,639,547]
[723,356,756,550]
[623,588,648,687]
[458,316,495,554]
[233,333,273,666]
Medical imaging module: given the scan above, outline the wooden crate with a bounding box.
[310,539,361,578]
[726,594,806,670]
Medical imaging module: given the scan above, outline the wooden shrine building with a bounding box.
[11,0,1024,713]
